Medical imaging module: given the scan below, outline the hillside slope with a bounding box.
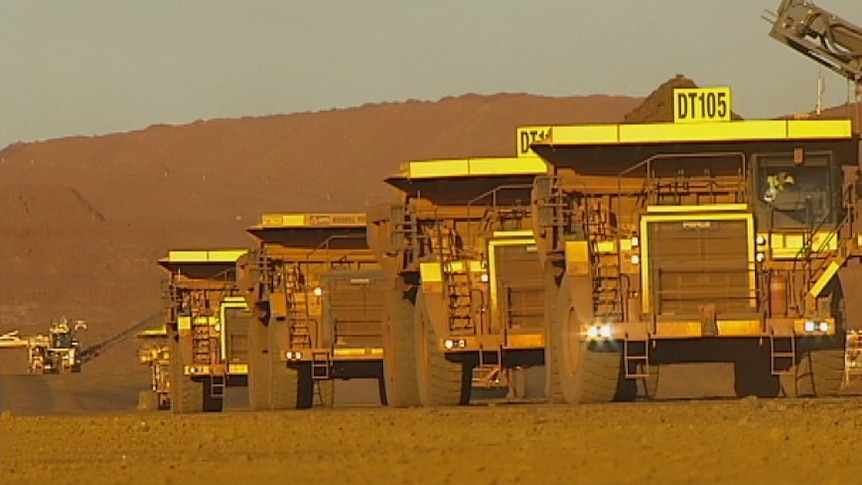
[0,93,641,370]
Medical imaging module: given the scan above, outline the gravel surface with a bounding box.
[2,397,861,485]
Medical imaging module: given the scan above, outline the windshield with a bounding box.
[755,152,836,229]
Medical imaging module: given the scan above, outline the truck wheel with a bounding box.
[168,337,203,414]
[315,379,335,408]
[733,341,780,398]
[554,277,631,404]
[137,390,160,411]
[382,285,421,407]
[247,318,272,410]
[414,292,470,406]
[544,262,565,403]
[783,337,845,397]
[270,361,313,409]
[640,364,660,400]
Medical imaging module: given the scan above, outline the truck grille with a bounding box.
[495,244,545,331]
[647,218,753,315]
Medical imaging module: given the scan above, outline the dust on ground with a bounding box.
[2,398,861,485]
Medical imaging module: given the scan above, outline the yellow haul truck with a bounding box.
[161,249,253,413]
[529,116,861,402]
[367,156,550,406]
[242,213,387,409]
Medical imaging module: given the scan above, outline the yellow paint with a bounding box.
[493,230,534,238]
[332,347,384,357]
[402,157,548,179]
[716,320,762,336]
[565,240,591,276]
[809,261,842,298]
[595,240,616,253]
[543,119,852,146]
[765,231,839,259]
[259,213,366,227]
[420,262,442,283]
[646,204,747,213]
[673,87,732,123]
[639,211,755,314]
[505,333,545,349]
[136,328,168,337]
[787,119,854,138]
[228,364,248,374]
[655,321,702,338]
[166,249,247,263]
[178,316,191,331]
[516,126,553,157]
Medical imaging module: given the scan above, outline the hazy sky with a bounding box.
[1,0,860,149]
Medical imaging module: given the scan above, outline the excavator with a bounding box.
[766,0,861,90]
[766,0,862,388]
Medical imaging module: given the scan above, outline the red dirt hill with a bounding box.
[0,93,641,372]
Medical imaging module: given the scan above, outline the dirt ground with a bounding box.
[2,396,861,485]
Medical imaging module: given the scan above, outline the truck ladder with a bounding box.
[209,374,226,398]
[472,347,503,388]
[286,266,312,348]
[392,202,420,266]
[587,201,623,322]
[311,350,330,380]
[800,185,859,306]
[435,225,474,335]
[624,338,649,378]
[770,333,796,375]
[191,320,212,364]
[533,175,570,252]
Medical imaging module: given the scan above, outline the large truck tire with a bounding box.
[734,341,780,398]
[247,318,272,410]
[544,261,565,403]
[315,379,335,408]
[271,361,313,409]
[414,293,471,406]
[553,277,633,404]
[137,390,160,412]
[381,285,421,407]
[781,338,845,397]
[169,338,204,414]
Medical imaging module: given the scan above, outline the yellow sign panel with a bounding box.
[516,126,552,157]
[673,87,732,123]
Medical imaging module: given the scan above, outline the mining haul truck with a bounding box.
[367,156,550,406]
[528,117,861,402]
[242,213,387,409]
[161,249,253,413]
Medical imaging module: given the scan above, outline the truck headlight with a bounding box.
[599,324,613,338]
